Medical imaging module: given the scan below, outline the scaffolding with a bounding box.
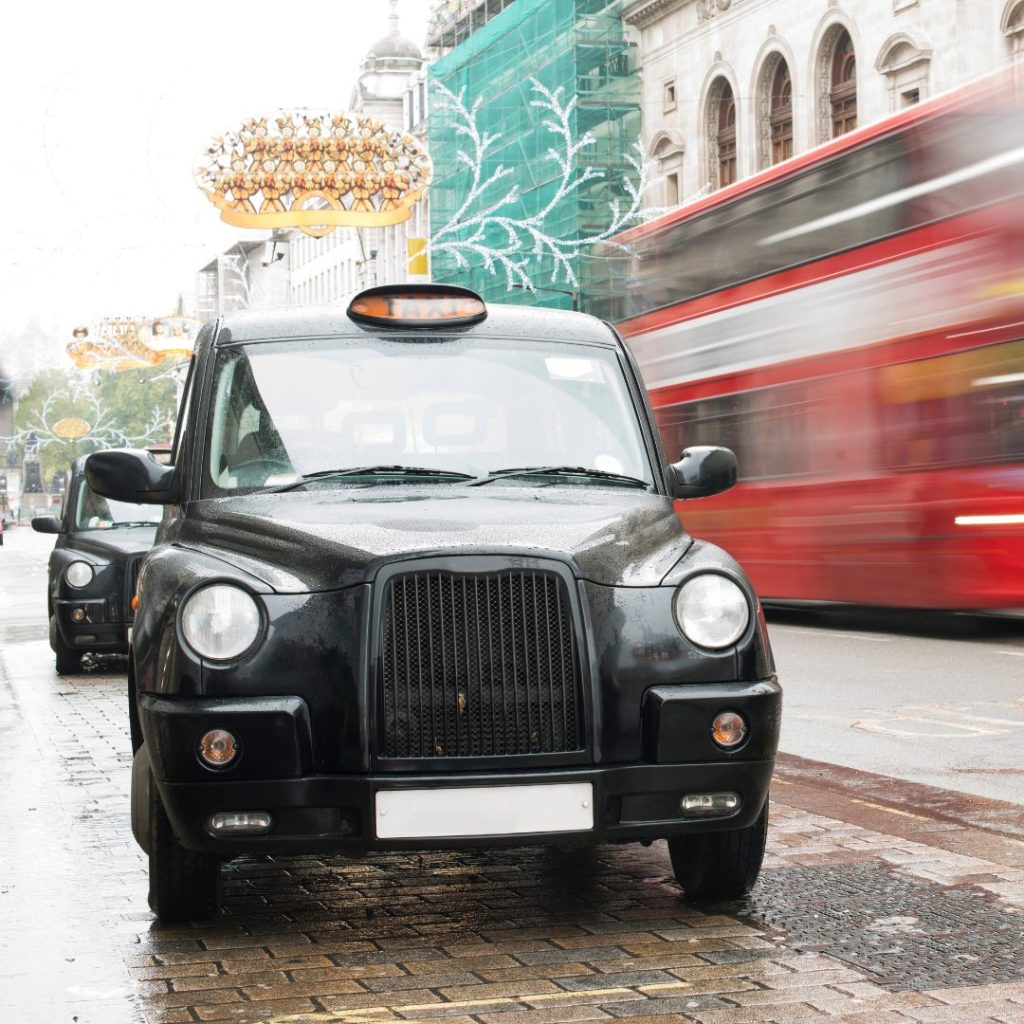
[427,0,640,313]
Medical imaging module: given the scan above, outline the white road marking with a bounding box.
[853,717,1003,738]
[996,650,1024,657]
[905,706,1024,728]
[771,626,892,642]
[790,697,1024,739]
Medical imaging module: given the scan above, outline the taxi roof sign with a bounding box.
[347,284,487,328]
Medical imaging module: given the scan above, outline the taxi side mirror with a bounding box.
[31,515,64,534]
[86,449,178,505]
[669,446,737,499]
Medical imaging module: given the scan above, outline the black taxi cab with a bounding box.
[86,285,781,922]
[32,456,162,674]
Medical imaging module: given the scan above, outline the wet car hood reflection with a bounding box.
[181,485,691,592]
[69,526,158,561]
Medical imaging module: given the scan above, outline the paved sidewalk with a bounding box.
[1,640,1022,1024]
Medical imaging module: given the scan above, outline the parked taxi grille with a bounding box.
[379,569,584,759]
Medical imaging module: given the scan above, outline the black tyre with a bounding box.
[127,658,143,754]
[667,796,769,905]
[148,778,221,921]
[50,615,81,676]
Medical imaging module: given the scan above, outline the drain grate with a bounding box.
[735,864,1024,991]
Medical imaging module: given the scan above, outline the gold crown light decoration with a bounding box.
[67,315,198,372]
[195,112,432,237]
[137,315,202,364]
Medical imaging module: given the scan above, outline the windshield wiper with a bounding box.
[269,465,476,493]
[469,466,649,488]
[113,521,161,528]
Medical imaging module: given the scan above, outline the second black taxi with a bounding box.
[33,455,162,674]
[87,285,781,921]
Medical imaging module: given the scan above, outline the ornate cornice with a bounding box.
[696,0,734,21]
[874,32,933,74]
[624,0,744,28]
[623,0,689,28]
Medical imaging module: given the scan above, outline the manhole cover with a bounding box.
[735,864,1024,990]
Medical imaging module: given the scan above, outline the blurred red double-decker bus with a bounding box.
[610,75,1024,610]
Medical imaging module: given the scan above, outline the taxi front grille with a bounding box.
[379,569,584,760]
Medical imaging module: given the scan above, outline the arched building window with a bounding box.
[705,78,737,188]
[830,29,857,136]
[770,61,794,163]
[651,131,685,207]
[875,33,932,110]
[755,51,794,169]
[718,88,737,186]
[1001,0,1024,68]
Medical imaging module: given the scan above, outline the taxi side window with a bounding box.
[207,354,293,489]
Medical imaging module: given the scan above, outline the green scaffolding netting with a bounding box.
[428,0,640,313]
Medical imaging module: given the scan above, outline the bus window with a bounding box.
[621,136,909,321]
[656,382,829,482]
[755,138,908,269]
[655,393,745,467]
[879,339,1024,470]
[910,112,1024,226]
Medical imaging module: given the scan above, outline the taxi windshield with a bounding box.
[202,335,653,495]
[73,481,163,530]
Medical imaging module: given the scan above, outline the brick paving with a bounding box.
[2,640,1024,1024]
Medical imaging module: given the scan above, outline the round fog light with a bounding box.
[711,711,747,749]
[71,607,86,622]
[198,729,238,768]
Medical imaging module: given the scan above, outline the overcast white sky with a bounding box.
[0,0,432,363]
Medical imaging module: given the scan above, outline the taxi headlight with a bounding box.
[65,561,94,588]
[180,584,262,661]
[673,573,750,649]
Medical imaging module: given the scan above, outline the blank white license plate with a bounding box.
[374,782,594,839]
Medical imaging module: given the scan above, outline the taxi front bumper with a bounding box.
[53,599,129,650]
[137,679,781,854]
[153,760,775,853]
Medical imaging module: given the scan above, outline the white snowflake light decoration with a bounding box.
[426,79,664,294]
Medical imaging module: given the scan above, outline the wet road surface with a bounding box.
[2,525,1024,1023]
[767,605,1024,803]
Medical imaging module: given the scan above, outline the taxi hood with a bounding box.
[71,526,158,561]
[180,486,690,592]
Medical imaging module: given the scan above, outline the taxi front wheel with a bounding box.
[148,779,221,921]
[667,796,768,905]
[50,615,81,676]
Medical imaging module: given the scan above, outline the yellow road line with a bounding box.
[260,981,688,1024]
[511,985,638,1003]
[850,798,933,822]
[639,981,694,993]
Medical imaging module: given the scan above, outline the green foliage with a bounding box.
[10,366,178,482]
[12,369,81,478]
[96,367,177,447]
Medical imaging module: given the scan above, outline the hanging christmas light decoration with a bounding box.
[137,314,202,364]
[194,112,432,237]
[66,317,160,372]
[65,314,199,373]
[51,417,92,440]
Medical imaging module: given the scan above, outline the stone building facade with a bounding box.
[623,0,1024,203]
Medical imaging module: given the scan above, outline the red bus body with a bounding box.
[613,75,1024,610]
